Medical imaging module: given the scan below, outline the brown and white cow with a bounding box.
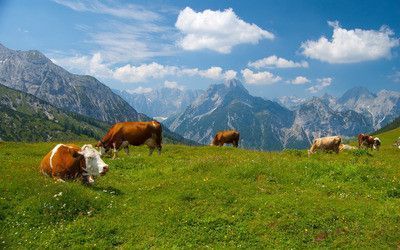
[96,121,162,158]
[40,144,109,184]
[210,130,240,147]
[308,136,342,157]
[358,133,381,150]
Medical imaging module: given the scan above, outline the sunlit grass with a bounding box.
[1,130,400,248]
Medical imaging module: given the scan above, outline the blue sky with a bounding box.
[0,0,399,99]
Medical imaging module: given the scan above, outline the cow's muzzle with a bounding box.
[100,165,109,176]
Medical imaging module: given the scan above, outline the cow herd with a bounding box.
[39,120,396,184]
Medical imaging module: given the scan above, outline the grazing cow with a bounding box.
[210,130,240,147]
[339,144,357,151]
[308,136,342,156]
[40,144,108,184]
[358,133,375,149]
[96,121,162,158]
[373,137,381,150]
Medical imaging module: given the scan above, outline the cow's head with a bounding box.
[373,137,381,150]
[79,144,109,176]
[96,140,111,156]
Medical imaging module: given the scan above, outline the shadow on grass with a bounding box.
[90,186,124,196]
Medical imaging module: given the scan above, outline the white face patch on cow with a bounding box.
[79,144,108,176]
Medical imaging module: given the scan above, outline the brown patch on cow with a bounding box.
[98,121,162,157]
[40,144,85,181]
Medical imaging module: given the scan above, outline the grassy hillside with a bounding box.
[0,84,109,141]
[1,129,400,248]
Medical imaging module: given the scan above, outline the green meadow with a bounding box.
[1,128,400,248]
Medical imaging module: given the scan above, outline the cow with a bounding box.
[373,137,381,150]
[358,133,374,149]
[358,133,381,150]
[96,121,162,159]
[40,144,108,184]
[308,136,341,157]
[339,144,357,151]
[210,130,240,147]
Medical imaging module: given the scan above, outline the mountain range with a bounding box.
[113,87,204,120]
[0,83,109,142]
[0,43,139,123]
[165,80,400,150]
[0,44,195,144]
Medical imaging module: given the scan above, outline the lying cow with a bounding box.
[40,144,108,184]
[394,137,400,149]
[210,130,240,147]
[308,136,341,157]
[339,144,357,151]
[96,121,162,158]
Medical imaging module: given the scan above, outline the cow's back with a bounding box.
[122,121,162,146]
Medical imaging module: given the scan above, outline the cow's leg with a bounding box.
[112,142,118,159]
[124,146,130,155]
[157,145,162,155]
[149,147,155,156]
[233,140,239,148]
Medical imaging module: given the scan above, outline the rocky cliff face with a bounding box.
[0,44,139,123]
[165,80,398,150]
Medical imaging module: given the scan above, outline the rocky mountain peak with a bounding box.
[338,86,376,104]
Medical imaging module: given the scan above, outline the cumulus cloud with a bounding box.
[224,70,237,80]
[126,87,153,94]
[249,55,308,69]
[175,7,274,53]
[113,62,178,83]
[164,80,184,90]
[241,68,282,85]
[301,21,399,63]
[291,76,310,85]
[307,77,332,93]
[51,53,113,79]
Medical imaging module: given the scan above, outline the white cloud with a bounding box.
[291,76,310,85]
[249,55,308,69]
[113,62,178,83]
[307,77,332,93]
[53,0,160,21]
[51,53,113,79]
[241,68,282,85]
[224,70,237,80]
[301,21,399,63]
[164,80,184,90]
[126,87,153,94]
[53,53,237,84]
[175,7,274,53]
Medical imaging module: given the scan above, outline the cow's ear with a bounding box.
[72,149,84,158]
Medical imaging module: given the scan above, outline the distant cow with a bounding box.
[358,133,381,150]
[339,144,357,151]
[373,137,381,150]
[308,136,342,156]
[211,130,240,147]
[96,121,162,158]
[40,144,109,184]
